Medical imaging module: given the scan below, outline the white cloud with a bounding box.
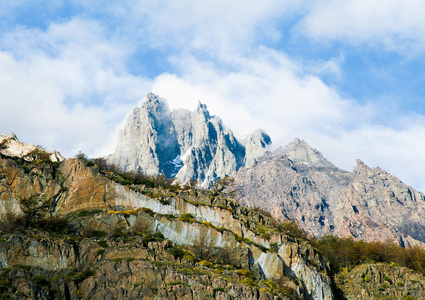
[154,48,361,137]
[298,0,425,53]
[85,0,305,56]
[152,48,425,192]
[0,19,152,158]
[2,0,425,194]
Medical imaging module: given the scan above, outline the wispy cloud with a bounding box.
[0,18,151,157]
[297,0,425,54]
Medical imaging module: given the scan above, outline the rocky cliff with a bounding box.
[336,263,425,299]
[0,153,335,299]
[0,133,65,162]
[232,138,425,247]
[108,93,271,188]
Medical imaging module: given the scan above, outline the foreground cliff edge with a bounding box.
[1,146,425,299]
[0,152,335,299]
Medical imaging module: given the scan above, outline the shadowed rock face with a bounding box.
[108,93,271,187]
[232,138,425,247]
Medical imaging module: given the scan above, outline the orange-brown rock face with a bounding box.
[0,157,62,216]
[0,157,118,217]
[54,159,117,215]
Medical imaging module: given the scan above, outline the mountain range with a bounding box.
[1,92,425,299]
[109,93,425,247]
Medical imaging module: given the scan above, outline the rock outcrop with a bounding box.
[232,138,425,247]
[0,133,65,162]
[336,263,425,299]
[108,93,271,187]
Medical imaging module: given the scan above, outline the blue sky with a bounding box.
[1,0,425,192]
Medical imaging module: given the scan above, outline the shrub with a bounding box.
[132,217,151,234]
[0,211,21,232]
[97,240,108,248]
[19,193,51,229]
[241,278,255,286]
[167,246,185,259]
[190,235,212,261]
[198,260,213,268]
[153,232,164,241]
[32,276,49,286]
[75,268,95,283]
[237,269,256,279]
[142,233,154,244]
[77,209,103,217]
[276,219,307,240]
[179,213,195,223]
[24,146,51,163]
[270,243,279,252]
[0,139,9,151]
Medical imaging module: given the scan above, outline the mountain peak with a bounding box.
[108,93,271,187]
[196,102,209,113]
[278,138,335,168]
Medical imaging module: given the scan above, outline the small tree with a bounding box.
[19,193,51,229]
[92,157,107,169]
[211,176,234,192]
[24,146,51,163]
[0,138,9,151]
[75,151,88,162]
[0,211,21,232]
[190,234,213,261]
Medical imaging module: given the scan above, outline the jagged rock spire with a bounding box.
[108,93,272,187]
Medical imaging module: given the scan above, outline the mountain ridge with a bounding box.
[108,93,271,187]
[232,140,425,247]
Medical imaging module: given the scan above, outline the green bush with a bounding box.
[270,243,279,252]
[179,213,194,223]
[97,240,108,248]
[32,276,50,286]
[153,232,164,241]
[167,247,185,259]
[77,209,103,217]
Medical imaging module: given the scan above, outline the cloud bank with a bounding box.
[1,1,425,192]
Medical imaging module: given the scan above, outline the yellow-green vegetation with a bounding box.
[311,234,425,275]
[108,209,140,215]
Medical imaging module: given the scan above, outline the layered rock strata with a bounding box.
[0,155,333,299]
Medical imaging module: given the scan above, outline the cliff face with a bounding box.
[108,93,271,187]
[232,139,425,247]
[0,155,334,299]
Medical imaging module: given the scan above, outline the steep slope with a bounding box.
[108,93,271,187]
[232,138,425,247]
[0,154,335,299]
[336,263,425,299]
